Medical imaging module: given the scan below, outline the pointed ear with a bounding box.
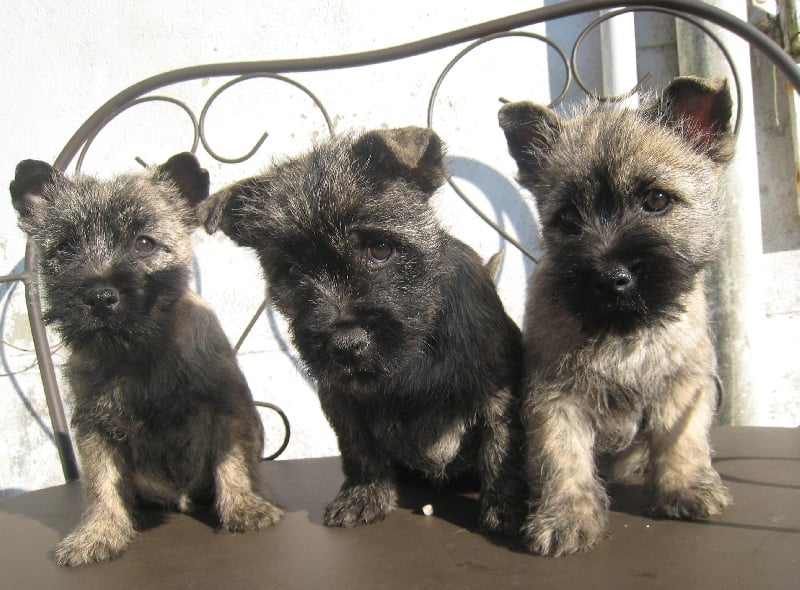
[157,152,210,209]
[9,159,61,222]
[352,126,446,195]
[498,101,562,181]
[199,181,260,248]
[201,184,238,235]
[658,76,735,164]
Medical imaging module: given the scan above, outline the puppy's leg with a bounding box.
[645,374,731,519]
[609,435,649,484]
[476,386,526,536]
[522,396,609,556]
[321,401,397,526]
[215,443,283,532]
[55,431,136,566]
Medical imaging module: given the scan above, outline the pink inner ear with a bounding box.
[674,93,720,150]
[20,191,46,216]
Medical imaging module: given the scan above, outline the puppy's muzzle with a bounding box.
[83,286,120,314]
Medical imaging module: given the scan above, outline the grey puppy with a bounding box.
[498,77,735,555]
[10,153,283,566]
[203,127,525,535]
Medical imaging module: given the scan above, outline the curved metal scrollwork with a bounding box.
[427,7,748,267]
[427,31,572,264]
[5,0,798,479]
[74,96,200,174]
[571,7,743,135]
[198,73,334,164]
[256,401,291,461]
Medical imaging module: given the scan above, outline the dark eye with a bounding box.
[287,264,303,281]
[54,239,77,255]
[133,235,156,254]
[367,241,393,263]
[553,207,583,236]
[643,189,672,213]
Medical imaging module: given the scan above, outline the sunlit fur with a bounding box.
[204,128,526,535]
[499,77,734,556]
[10,154,282,566]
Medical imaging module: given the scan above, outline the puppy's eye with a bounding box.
[553,207,582,236]
[54,239,77,255]
[288,264,303,280]
[642,190,672,213]
[133,235,156,254]
[367,241,393,263]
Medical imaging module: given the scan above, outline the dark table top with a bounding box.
[0,426,797,589]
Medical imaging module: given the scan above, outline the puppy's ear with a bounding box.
[200,181,259,248]
[498,101,562,181]
[202,184,238,234]
[157,152,210,209]
[9,159,61,224]
[353,126,446,195]
[655,76,735,164]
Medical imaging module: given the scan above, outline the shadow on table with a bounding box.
[395,472,528,553]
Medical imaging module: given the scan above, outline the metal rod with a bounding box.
[15,0,797,478]
[21,243,80,481]
[54,0,800,170]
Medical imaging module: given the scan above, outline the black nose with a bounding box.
[593,264,635,296]
[331,325,369,357]
[83,287,120,310]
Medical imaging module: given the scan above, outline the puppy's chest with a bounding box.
[77,372,196,441]
[370,412,473,473]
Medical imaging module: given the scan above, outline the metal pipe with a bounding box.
[676,0,764,425]
[600,9,639,107]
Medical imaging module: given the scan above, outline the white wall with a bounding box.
[0,0,556,495]
[1,0,797,496]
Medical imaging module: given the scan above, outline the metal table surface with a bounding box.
[0,426,797,589]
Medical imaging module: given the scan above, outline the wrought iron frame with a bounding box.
[2,0,798,482]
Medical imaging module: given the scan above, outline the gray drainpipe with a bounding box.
[676,0,764,425]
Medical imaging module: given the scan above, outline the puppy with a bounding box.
[499,77,735,555]
[10,153,283,566]
[203,127,525,534]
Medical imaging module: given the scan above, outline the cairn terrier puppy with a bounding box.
[204,127,525,534]
[10,153,283,566]
[498,77,735,555]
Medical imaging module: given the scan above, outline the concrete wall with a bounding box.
[1,0,797,497]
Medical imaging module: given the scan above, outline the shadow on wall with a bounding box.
[0,488,29,498]
[447,155,540,280]
[0,259,56,446]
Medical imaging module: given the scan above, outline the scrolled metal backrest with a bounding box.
[4,0,799,481]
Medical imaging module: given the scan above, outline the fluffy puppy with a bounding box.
[10,153,283,566]
[499,77,735,555]
[204,127,525,534]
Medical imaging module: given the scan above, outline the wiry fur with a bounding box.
[10,154,282,566]
[203,127,526,534]
[499,77,734,556]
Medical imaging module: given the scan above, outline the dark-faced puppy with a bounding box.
[10,153,282,566]
[499,77,735,555]
[204,127,525,534]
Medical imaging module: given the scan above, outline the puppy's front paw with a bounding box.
[522,500,608,556]
[323,481,397,527]
[54,523,135,567]
[220,493,284,532]
[647,469,732,520]
[479,501,525,537]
